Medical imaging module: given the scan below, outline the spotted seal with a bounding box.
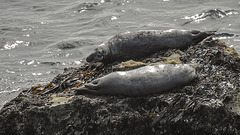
[74,64,196,96]
[86,30,215,63]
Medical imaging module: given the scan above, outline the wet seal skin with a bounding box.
[74,64,197,96]
[86,30,215,63]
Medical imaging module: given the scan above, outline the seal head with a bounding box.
[86,48,103,62]
[86,46,110,63]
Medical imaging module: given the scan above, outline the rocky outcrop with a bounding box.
[0,38,240,135]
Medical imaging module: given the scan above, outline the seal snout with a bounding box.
[86,51,104,63]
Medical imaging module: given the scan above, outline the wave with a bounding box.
[182,9,238,26]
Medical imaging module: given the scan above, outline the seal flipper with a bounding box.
[74,84,98,95]
[74,79,100,95]
[190,30,216,44]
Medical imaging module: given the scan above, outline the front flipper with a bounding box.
[74,79,100,95]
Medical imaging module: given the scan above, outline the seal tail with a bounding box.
[191,30,216,44]
[205,30,217,36]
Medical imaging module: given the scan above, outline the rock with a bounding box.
[0,38,240,135]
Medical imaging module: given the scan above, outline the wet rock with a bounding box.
[0,39,240,135]
[56,41,78,49]
[56,40,93,50]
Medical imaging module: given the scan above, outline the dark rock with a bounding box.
[0,38,240,135]
[56,40,93,50]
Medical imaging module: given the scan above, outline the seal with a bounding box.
[74,64,197,96]
[86,30,215,63]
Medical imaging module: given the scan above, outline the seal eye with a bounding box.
[96,53,104,61]
[190,30,200,35]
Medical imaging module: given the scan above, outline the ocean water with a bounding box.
[0,0,240,108]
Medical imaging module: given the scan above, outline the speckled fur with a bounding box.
[75,64,196,96]
[86,30,215,63]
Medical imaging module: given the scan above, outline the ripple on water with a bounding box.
[73,2,101,13]
[182,9,239,26]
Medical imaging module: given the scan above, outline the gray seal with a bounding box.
[74,64,196,96]
[86,30,215,63]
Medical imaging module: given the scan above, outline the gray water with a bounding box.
[0,0,240,108]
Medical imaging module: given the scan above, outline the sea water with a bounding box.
[0,0,240,108]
